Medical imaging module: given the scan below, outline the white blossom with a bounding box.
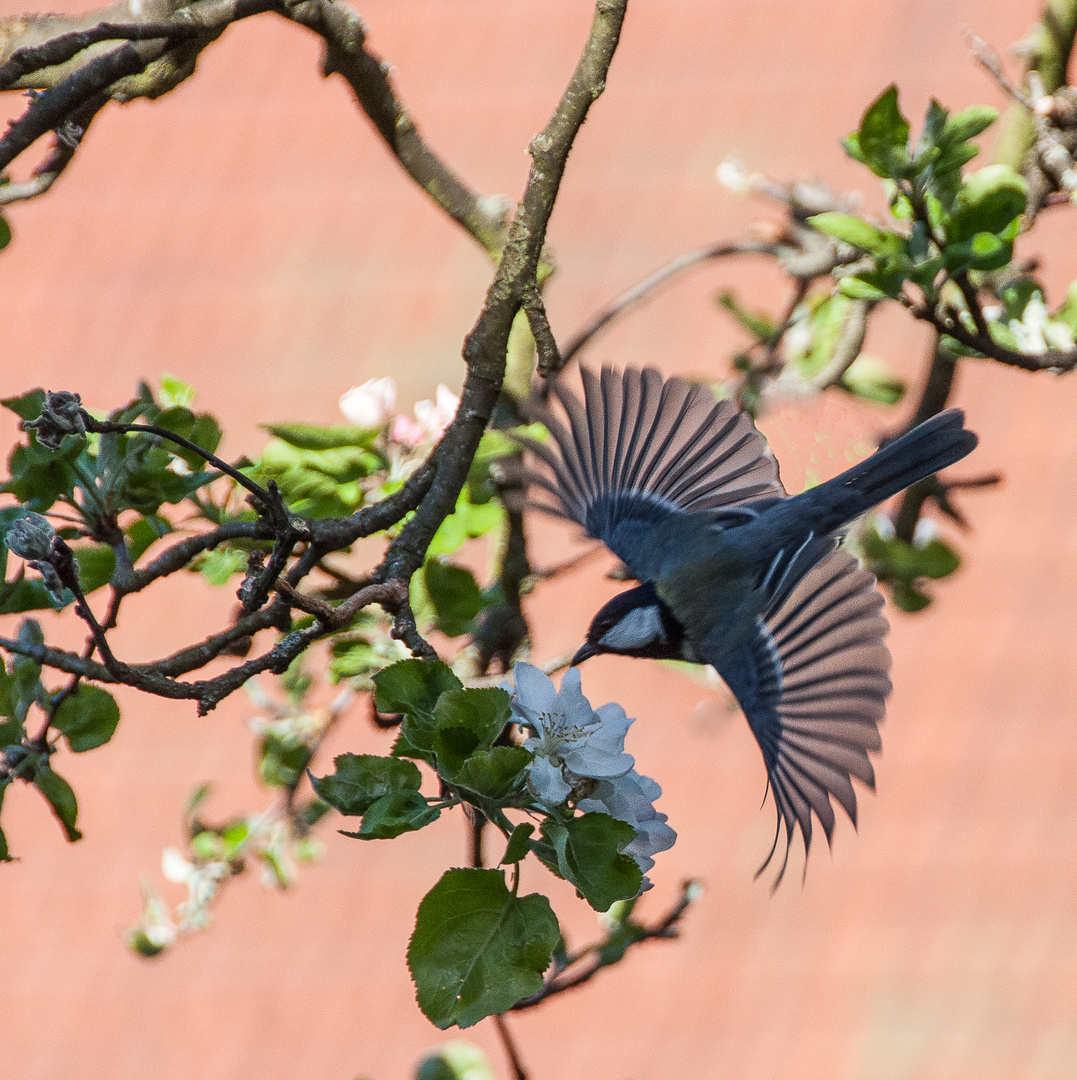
[578,769,677,886]
[1007,293,1076,354]
[161,847,195,884]
[413,383,460,440]
[508,663,676,888]
[509,664,635,806]
[716,156,752,195]
[339,377,397,428]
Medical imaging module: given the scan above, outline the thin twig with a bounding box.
[967,30,1033,107]
[559,240,782,367]
[493,1014,528,1080]
[511,880,701,1010]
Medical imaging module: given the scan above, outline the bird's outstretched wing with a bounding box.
[522,366,784,578]
[710,549,891,885]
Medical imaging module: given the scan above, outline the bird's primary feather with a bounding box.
[522,364,976,883]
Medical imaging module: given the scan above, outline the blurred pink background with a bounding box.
[2,1,1076,1078]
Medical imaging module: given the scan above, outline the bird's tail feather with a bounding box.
[791,409,977,534]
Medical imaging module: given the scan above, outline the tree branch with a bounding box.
[283,0,511,256]
[379,0,629,584]
[559,239,782,367]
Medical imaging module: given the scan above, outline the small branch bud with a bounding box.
[24,390,86,449]
[4,513,57,562]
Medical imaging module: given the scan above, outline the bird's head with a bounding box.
[571,582,688,666]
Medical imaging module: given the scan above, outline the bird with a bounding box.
[520,366,977,883]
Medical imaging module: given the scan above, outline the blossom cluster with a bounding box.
[507,663,676,886]
[338,376,460,448]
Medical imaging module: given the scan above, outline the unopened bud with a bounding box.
[24,390,85,450]
[4,513,56,562]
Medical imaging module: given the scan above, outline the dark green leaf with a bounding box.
[915,538,960,579]
[375,659,462,760]
[501,822,535,865]
[0,573,55,615]
[126,514,172,564]
[452,746,531,800]
[52,685,120,752]
[432,688,512,777]
[311,753,423,815]
[891,580,931,612]
[916,99,949,157]
[0,215,11,251]
[407,868,560,1028]
[1,389,45,422]
[542,813,641,912]
[857,85,910,178]
[343,789,440,839]
[73,543,116,595]
[425,559,486,638]
[33,763,82,841]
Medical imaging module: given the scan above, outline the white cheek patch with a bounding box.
[599,605,665,651]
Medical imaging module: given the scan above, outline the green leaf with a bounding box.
[838,275,892,301]
[343,789,440,839]
[453,746,531,801]
[198,547,247,586]
[808,213,902,258]
[0,215,11,251]
[942,105,998,146]
[126,514,172,564]
[1053,280,1077,333]
[427,487,505,559]
[158,373,195,408]
[416,1042,497,1080]
[0,782,11,861]
[258,733,312,788]
[73,543,116,595]
[948,165,1028,242]
[892,580,931,612]
[52,685,120,752]
[375,659,462,760]
[311,753,423,815]
[33,763,82,841]
[839,355,905,405]
[407,868,560,1029]
[715,291,776,341]
[542,813,641,912]
[1,389,46,422]
[262,423,378,451]
[915,538,961,579]
[501,822,535,865]
[425,559,486,638]
[432,688,512,777]
[856,84,910,178]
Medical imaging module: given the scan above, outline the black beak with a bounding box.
[571,642,597,666]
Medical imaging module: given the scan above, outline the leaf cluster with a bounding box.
[308,658,648,1027]
[813,86,1025,304]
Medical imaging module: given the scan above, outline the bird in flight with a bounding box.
[522,366,977,883]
